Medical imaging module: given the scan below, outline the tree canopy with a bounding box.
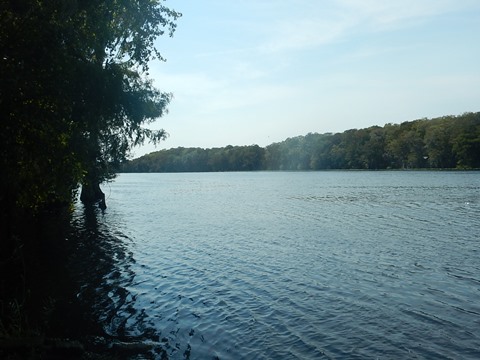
[123,113,480,173]
[1,0,181,213]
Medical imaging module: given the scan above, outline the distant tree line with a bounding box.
[123,112,480,172]
[123,145,265,172]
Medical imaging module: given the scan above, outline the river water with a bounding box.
[67,171,480,359]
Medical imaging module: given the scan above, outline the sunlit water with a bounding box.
[68,171,480,359]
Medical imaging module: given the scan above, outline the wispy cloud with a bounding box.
[254,0,480,54]
[336,0,478,26]
[150,67,294,116]
[261,17,351,53]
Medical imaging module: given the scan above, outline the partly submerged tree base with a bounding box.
[80,182,106,210]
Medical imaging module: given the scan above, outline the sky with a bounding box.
[135,0,480,157]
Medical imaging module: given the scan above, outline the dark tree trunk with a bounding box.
[80,181,106,210]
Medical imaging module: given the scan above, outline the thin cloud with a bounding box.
[256,0,480,54]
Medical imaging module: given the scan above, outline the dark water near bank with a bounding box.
[68,171,480,359]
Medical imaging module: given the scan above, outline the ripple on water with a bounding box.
[69,172,480,359]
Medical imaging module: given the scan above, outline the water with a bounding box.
[68,171,480,359]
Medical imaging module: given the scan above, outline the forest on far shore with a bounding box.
[122,112,480,172]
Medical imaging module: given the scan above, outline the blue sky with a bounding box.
[136,0,480,157]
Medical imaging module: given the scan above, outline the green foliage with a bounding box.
[123,145,266,172]
[123,113,480,172]
[1,0,180,212]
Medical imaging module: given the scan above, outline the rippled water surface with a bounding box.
[69,171,480,359]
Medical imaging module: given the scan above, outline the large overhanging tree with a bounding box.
[0,0,181,213]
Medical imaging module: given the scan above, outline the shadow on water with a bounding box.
[56,204,168,359]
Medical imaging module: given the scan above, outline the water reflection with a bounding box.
[67,204,165,358]
[59,172,480,359]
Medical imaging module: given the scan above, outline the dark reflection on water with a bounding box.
[65,172,480,359]
[66,205,166,358]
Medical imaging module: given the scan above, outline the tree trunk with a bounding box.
[80,181,106,210]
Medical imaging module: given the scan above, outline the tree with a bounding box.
[424,118,455,168]
[1,0,181,212]
[363,127,388,169]
[451,113,480,168]
[0,1,181,326]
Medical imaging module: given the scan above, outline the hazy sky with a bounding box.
[136,0,480,157]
